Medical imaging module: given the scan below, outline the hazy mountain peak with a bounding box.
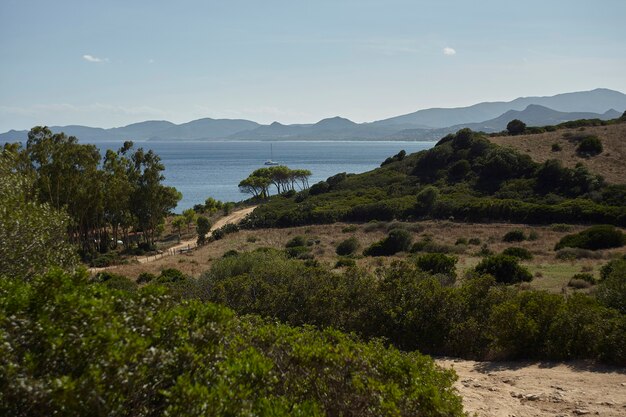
[314,116,357,128]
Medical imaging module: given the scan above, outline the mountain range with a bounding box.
[1,88,625,143]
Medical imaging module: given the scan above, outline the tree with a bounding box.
[506,119,526,135]
[0,151,78,280]
[182,208,197,232]
[130,149,181,246]
[172,216,186,243]
[196,216,211,245]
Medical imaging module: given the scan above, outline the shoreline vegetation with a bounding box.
[2,114,625,415]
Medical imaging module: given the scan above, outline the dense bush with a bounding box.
[197,250,626,364]
[93,271,137,292]
[285,235,307,248]
[415,253,457,279]
[554,225,626,250]
[576,135,603,157]
[506,119,527,135]
[474,254,533,284]
[502,247,533,260]
[363,229,413,256]
[136,271,156,284]
[157,268,187,283]
[0,270,464,417]
[596,258,626,313]
[503,229,526,242]
[335,236,360,256]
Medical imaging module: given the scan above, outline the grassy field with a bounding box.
[488,122,626,184]
[104,220,625,294]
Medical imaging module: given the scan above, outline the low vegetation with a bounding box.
[186,250,625,365]
[554,225,626,250]
[0,270,463,416]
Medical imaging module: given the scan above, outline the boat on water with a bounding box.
[264,144,279,165]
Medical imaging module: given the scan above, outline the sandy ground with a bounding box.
[436,358,626,417]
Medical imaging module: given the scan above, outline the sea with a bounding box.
[96,141,437,212]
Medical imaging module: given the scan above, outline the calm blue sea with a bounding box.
[96,141,436,212]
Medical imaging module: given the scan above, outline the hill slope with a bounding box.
[488,121,626,184]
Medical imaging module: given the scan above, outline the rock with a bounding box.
[524,393,543,401]
[573,409,590,415]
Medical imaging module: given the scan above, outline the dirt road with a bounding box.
[90,206,257,272]
[153,205,257,260]
[436,358,626,417]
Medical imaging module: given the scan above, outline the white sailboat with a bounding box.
[264,143,279,165]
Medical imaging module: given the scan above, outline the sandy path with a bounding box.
[436,358,626,417]
[157,205,257,258]
[90,206,257,272]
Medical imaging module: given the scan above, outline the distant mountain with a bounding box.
[1,88,625,143]
[148,118,260,141]
[387,105,621,140]
[372,88,626,129]
[0,118,259,143]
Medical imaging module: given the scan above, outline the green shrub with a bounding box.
[335,258,356,268]
[474,254,533,284]
[341,225,358,233]
[93,272,137,292]
[285,235,307,248]
[506,119,526,135]
[502,247,533,260]
[364,229,413,257]
[0,270,465,417]
[223,249,239,258]
[415,253,457,277]
[555,225,626,250]
[468,237,481,245]
[600,256,626,281]
[363,221,388,233]
[551,143,562,152]
[576,135,603,157]
[157,268,187,283]
[503,229,526,242]
[455,237,467,245]
[335,237,360,256]
[596,259,626,313]
[136,272,156,284]
[285,246,311,259]
[551,223,572,232]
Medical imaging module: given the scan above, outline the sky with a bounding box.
[1,0,625,132]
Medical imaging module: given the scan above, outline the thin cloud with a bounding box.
[82,54,108,63]
[443,47,456,56]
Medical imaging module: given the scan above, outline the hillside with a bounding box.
[488,121,626,184]
[244,126,626,230]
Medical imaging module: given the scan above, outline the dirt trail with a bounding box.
[90,206,257,272]
[436,358,626,417]
[155,205,257,259]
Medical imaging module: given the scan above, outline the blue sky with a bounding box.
[1,0,625,131]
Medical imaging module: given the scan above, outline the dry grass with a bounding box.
[102,220,626,293]
[488,122,626,184]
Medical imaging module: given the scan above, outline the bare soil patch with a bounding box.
[436,358,626,417]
